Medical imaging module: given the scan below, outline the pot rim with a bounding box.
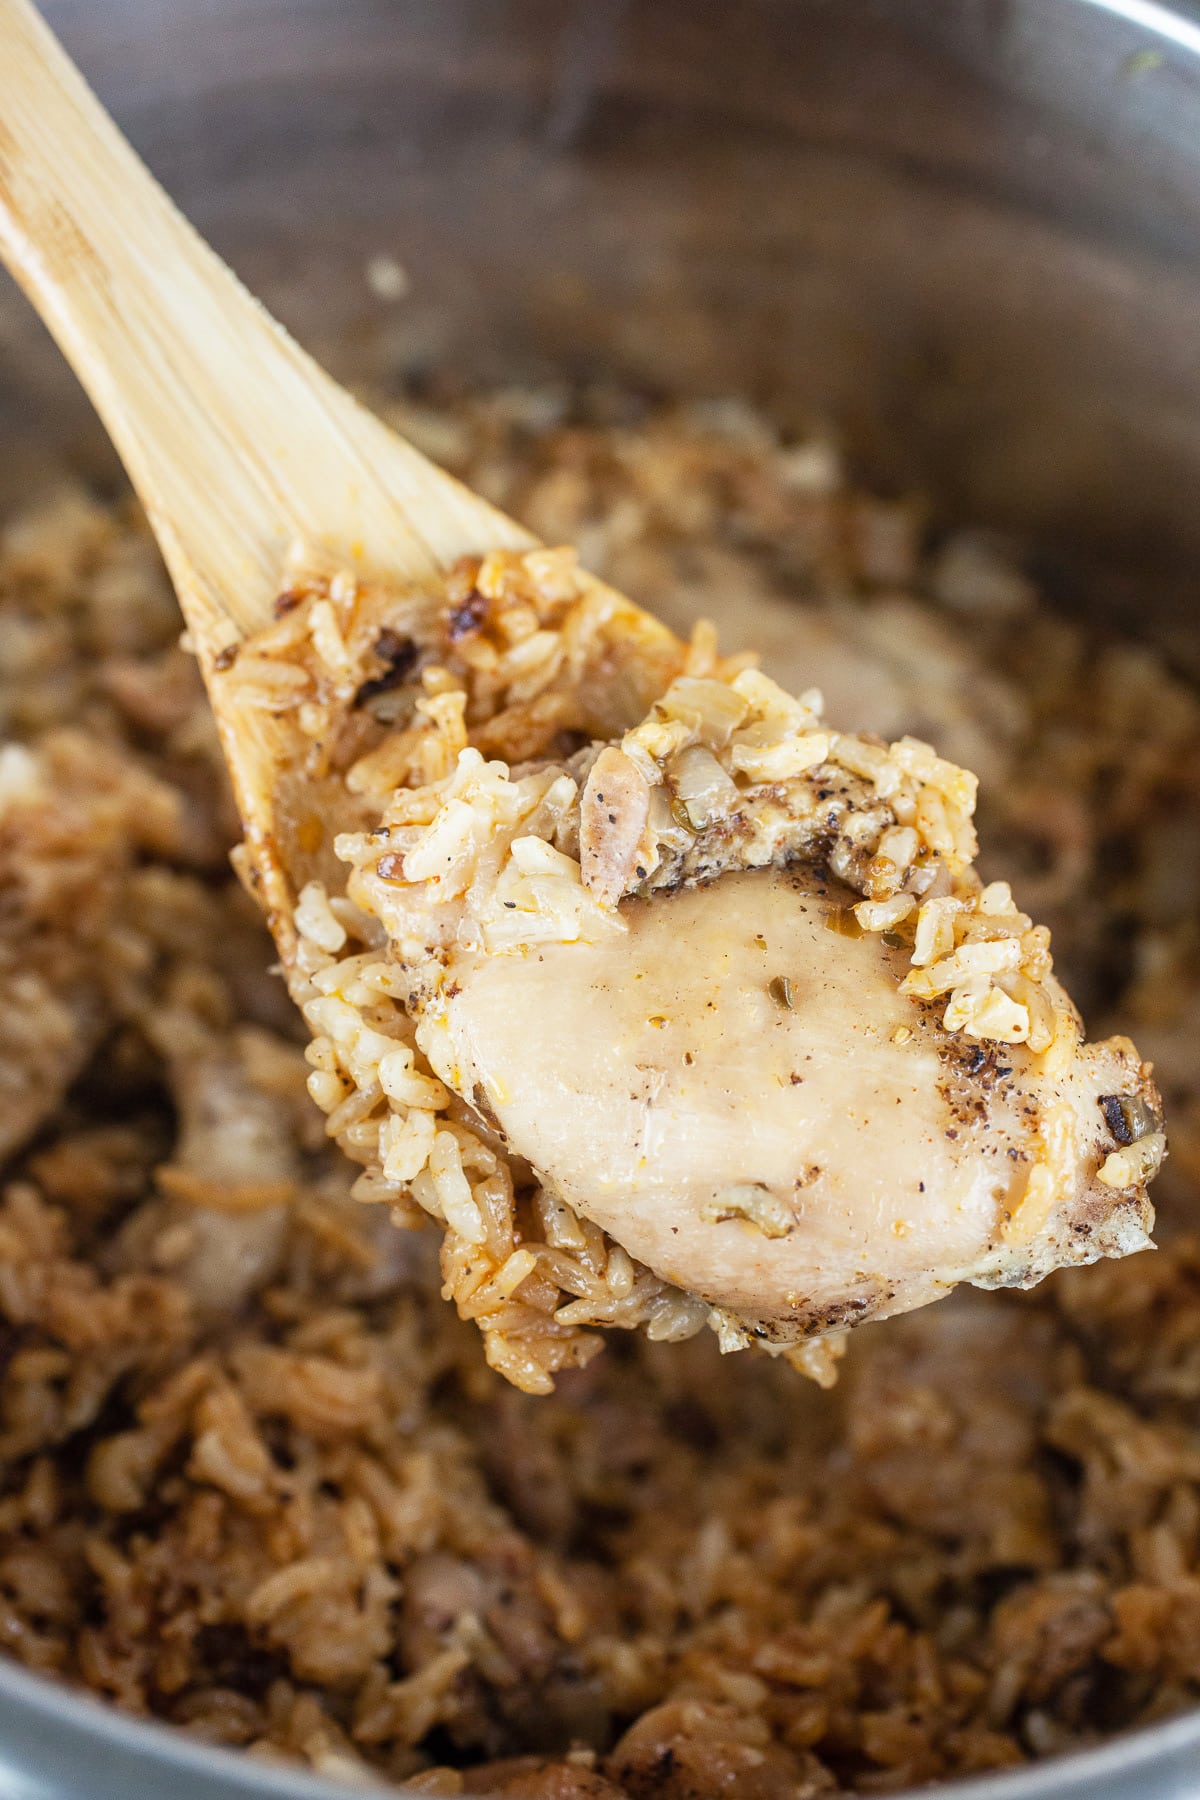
[1082,0,1200,55]
[3,1637,1200,1800]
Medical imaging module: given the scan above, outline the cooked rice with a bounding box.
[2,387,1200,1793]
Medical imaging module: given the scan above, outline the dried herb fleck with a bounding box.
[353,628,419,707]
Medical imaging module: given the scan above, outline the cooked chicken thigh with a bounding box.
[428,866,1155,1342]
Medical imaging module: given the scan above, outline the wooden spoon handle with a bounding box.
[0,0,531,652]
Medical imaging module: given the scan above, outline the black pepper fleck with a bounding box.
[447,590,487,642]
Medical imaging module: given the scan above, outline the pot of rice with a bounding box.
[6,2,1200,1796]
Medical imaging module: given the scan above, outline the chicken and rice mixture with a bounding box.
[2,384,1200,1794]
[216,534,1158,1392]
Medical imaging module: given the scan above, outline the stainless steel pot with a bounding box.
[3,1,1200,1795]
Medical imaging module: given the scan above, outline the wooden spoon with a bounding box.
[0,0,676,952]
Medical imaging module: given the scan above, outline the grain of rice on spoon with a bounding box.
[222,544,1163,1393]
